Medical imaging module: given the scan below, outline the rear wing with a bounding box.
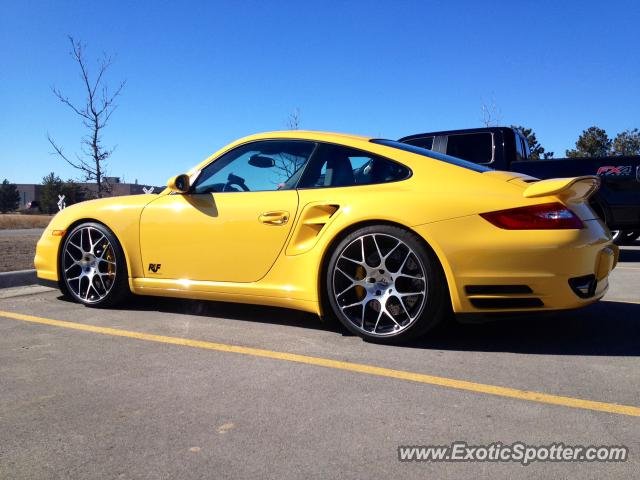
[523,176,600,203]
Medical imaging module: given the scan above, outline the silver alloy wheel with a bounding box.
[332,233,428,337]
[62,226,117,303]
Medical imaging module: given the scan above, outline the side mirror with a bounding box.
[167,174,190,193]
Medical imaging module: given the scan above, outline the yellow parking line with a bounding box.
[1,309,639,417]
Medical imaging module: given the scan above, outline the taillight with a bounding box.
[480,202,584,230]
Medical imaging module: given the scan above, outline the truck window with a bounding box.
[370,139,492,173]
[513,132,530,161]
[404,136,434,150]
[520,135,530,159]
[445,133,493,164]
[515,134,525,161]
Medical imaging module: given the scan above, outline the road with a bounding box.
[0,246,638,479]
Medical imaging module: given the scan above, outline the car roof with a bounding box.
[189,131,375,174]
[182,130,494,182]
[237,130,372,143]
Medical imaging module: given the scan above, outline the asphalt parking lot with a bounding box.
[1,246,639,479]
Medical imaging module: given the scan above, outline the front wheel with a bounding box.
[325,225,448,343]
[59,222,130,307]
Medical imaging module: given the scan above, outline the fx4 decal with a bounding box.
[148,263,162,273]
[597,165,632,176]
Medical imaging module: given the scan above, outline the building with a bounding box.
[16,177,165,210]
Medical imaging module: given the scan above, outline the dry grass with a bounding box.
[0,214,53,230]
[0,235,39,272]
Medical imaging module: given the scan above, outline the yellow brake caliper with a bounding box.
[104,242,115,277]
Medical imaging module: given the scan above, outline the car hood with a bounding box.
[66,193,159,212]
[45,194,161,232]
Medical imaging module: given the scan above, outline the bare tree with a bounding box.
[480,96,501,127]
[286,107,301,130]
[270,108,304,184]
[48,36,126,197]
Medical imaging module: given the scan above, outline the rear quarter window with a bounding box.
[297,143,411,188]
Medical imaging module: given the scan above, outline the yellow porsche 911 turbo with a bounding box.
[35,131,618,343]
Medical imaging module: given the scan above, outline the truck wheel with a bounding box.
[612,230,640,245]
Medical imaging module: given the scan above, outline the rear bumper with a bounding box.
[414,216,616,314]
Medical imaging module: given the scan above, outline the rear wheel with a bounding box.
[325,225,448,343]
[60,222,129,307]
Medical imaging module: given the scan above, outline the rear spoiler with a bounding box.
[523,176,600,203]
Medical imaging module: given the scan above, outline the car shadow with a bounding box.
[119,296,640,356]
[61,294,640,356]
[184,193,219,218]
[410,300,640,356]
[119,295,336,333]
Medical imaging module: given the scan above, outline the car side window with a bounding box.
[191,140,315,193]
[298,143,410,189]
[445,133,493,164]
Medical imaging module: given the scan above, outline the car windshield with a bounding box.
[370,139,492,173]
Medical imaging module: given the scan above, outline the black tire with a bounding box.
[324,225,448,343]
[59,222,130,307]
[612,230,640,246]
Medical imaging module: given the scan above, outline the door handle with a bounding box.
[259,211,290,226]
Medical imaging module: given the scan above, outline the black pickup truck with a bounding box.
[399,127,640,244]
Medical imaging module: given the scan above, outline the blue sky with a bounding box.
[1,0,639,185]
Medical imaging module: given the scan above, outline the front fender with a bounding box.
[34,195,155,283]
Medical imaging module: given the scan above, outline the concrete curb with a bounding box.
[0,269,37,289]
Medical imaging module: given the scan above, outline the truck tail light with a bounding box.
[480,202,584,230]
